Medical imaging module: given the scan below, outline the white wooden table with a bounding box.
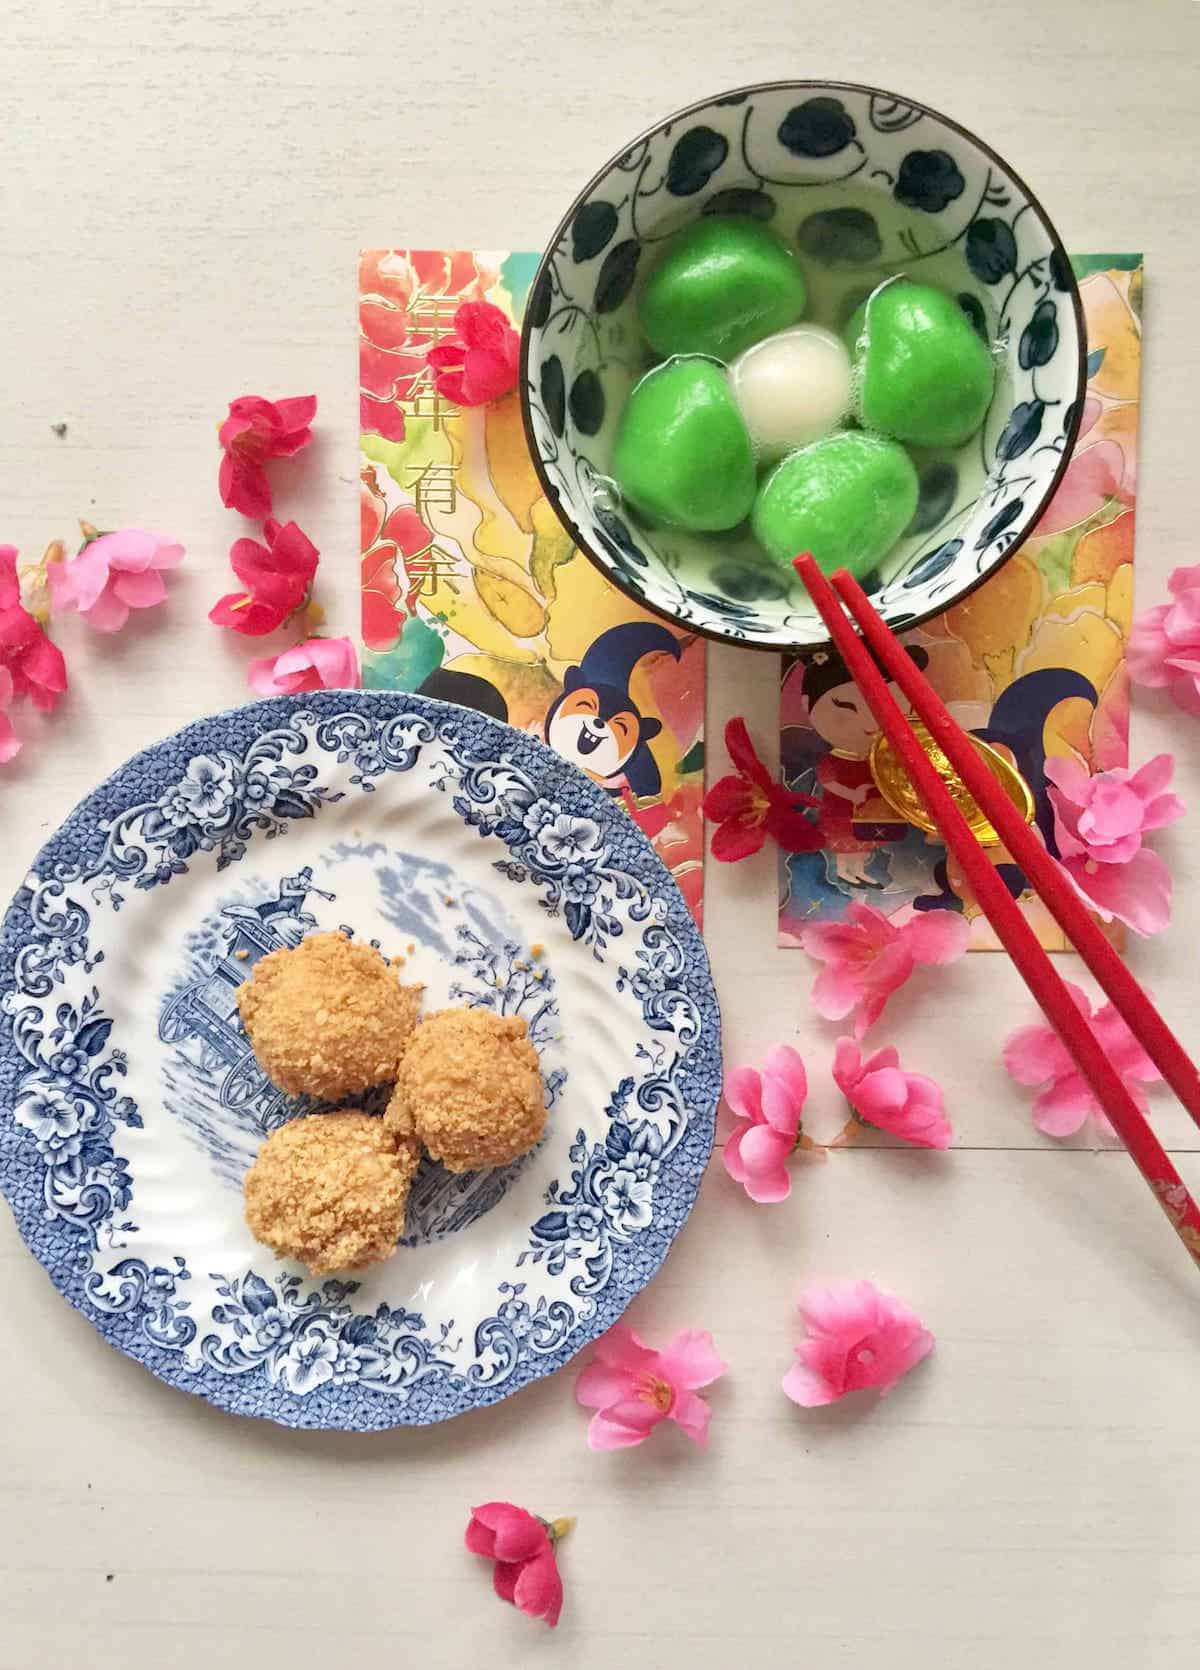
[3,3,1200,1665]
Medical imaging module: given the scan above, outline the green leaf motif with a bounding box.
[361,420,438,490]
[677,740,705,777]
[1069,252,1143,279]
[1034,495,1125,595]
[363,616,445,692]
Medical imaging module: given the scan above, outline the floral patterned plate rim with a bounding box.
[0,691,720,1430]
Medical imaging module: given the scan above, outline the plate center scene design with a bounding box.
[157,842,567,1245]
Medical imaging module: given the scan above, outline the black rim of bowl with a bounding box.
[518,78,1089,654]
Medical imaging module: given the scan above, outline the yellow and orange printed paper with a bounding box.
[359,250,704,923]
[779,257,1143,950]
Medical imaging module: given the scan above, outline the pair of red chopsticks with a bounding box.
[793,554,1200,1273]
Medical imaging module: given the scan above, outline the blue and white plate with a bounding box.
[0,693,719,1430]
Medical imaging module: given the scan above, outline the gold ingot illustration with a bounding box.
[869,721,1035,848]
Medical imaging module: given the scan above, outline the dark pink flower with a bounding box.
[465,1501,569,1628]
[0,667,20,763]
[49,527,184,632]
[1002,980,1161,1139]
[722,1044,808,1202]
[1128,562,1200,715]
[247,636,359,695]
[832,1037,952,1148]
[218,394,317,519]
[360,250,497,439]
[798,901,969,1037]
[425,301,520,407]
[0,545,68,713]
[209,520,319,636]
[1046,753,1183,937]
[783,1281,934,1407]
[703,717,822,861]
[575,1322,726,1449]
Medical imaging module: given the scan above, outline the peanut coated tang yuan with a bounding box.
[384,1008,547,1173]
[243,1111,420,1275]
[236,930,422,1099]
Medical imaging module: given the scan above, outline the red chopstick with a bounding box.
[833,566,1200,1132]
[793,553,1200,1272]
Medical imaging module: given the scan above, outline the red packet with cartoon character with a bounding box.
[778,257,1142,951]
[359,250,705,923]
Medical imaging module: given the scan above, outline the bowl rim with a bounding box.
[519,77,1088,654]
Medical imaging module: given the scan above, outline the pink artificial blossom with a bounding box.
[783,1280,934,1407]
[218,394,317,519]
[247,636,359,696]
[832,1037,952,1148]
[723,1044,808,1202]
[575,1322,726,1450]
[0,667,20,763]
[1047,754,1183,864]
[465,1501,570,1628]
[1002,980,1161,1139]
[48,528,184,632]
[426,301,520,407]
[0,545,68,713]
[798,901,969,1037]
[1046,753,1183,937]
[1128,562,1200,715]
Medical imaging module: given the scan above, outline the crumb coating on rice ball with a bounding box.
[236,930,421,1098]
[383,1008,546,1172]
[243,1110,419,1274]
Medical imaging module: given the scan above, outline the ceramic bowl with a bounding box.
[521,81,1086,650]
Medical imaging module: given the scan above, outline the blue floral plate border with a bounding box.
[0,692,720,1429]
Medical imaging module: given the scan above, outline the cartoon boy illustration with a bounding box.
[541,622,681,798]
[419,621,683,800]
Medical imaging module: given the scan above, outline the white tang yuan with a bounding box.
[730,324,853,462]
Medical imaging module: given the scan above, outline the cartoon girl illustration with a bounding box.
[783,645,1098,904]
[797,645,931,851]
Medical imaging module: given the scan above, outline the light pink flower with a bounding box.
[48,528,184,632]
[1046,753,1182,937]
[783,1280,934,1407]
[1047,753,1183,864]
[575,1322,726,1450]
[722,1044,808,1202]
[0,667,20,763]
[1002,980,1161,1138]
[832,1037,952,1148]
[798,902,969,1037]
[247,636,359,696]
[1128,562,1200,715]
[1035,436,1132,536]
[465,1501,569,1628]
